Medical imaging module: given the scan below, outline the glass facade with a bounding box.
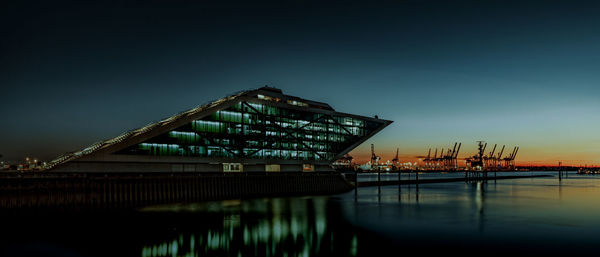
[116,101,381,162]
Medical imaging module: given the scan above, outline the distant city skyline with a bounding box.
[2,0,599,166]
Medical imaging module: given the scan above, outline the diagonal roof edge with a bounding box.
[332,119,393,161]
[45,86,393,170]
[46,88,254,170]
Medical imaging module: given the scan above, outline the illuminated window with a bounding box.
[116,100,381,162]
[287,99,308,107]
[303,164,314,172]
[265,164,280,172]
[223,163,243,172]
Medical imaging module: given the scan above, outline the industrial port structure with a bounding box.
[421,142,462,170]
[349,141,520,172]
[464,142,519,171]
[417,141,519,171]
[419,141,519,171]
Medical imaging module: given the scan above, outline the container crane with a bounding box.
[391,148,399,169]
[452,142,461,169]
[496,145,505,169]
[370,144,380,169]
[485,144,497,169]
[503,146,519,169]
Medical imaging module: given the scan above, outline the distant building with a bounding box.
[47,87,392,172]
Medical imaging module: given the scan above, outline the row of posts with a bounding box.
[354,167,570,192]
[558,161,568,181]
[353,169,505,192]
[353,169,420,195]
[353,164,573,202]
[353,169,421,202]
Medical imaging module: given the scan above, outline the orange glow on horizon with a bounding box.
[348,147,600,167]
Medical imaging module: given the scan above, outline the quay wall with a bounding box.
[0,172,353,211]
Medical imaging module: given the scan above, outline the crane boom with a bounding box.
[512,147,519,160]
[497,145,505,159]
[490,144,497,158]
[451,143,457,157]
[454,143,462,158]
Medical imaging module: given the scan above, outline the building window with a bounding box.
[116,100,382,163]
[265,164,280,172]
[303,164,314,172]
[223,163,243,172]
[287,99,308,107]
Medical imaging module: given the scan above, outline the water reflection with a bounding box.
[339,174,600,254]
[4,172,600,256]
[141,197,359,257]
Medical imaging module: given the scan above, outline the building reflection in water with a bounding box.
[140,197,358,257]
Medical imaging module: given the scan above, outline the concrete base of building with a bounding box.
[51,158,335,173]
[0,172,353,212]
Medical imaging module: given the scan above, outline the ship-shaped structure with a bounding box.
[47,86,392,172]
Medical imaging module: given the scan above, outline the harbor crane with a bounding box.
[484,144,497,169]
[370,144,380,167]
[420,142,461,170]
[421,142,518,171]
[466,141,487,169]
[503,146,519,170]
[423,148,432,167]
[451,142,461,169]
[495,145,505,170]
[391,148,399,168]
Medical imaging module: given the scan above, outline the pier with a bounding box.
[352,173,551,187]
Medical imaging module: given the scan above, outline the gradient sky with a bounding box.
[2,0,600,165]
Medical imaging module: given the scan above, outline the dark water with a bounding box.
[2,171,599,256]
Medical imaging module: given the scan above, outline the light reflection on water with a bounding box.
[140,197,359,257]
[7,172,597,256]
[0,170,595,257]
[337,173,600,253]
[134,172,600,256]
[136,172,600,256]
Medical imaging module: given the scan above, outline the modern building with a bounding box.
[47,87,392,172]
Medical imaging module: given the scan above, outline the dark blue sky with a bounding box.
[2,0,600,164]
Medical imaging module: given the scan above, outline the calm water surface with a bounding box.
[356,170,554,181]
[2,171,599,257]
